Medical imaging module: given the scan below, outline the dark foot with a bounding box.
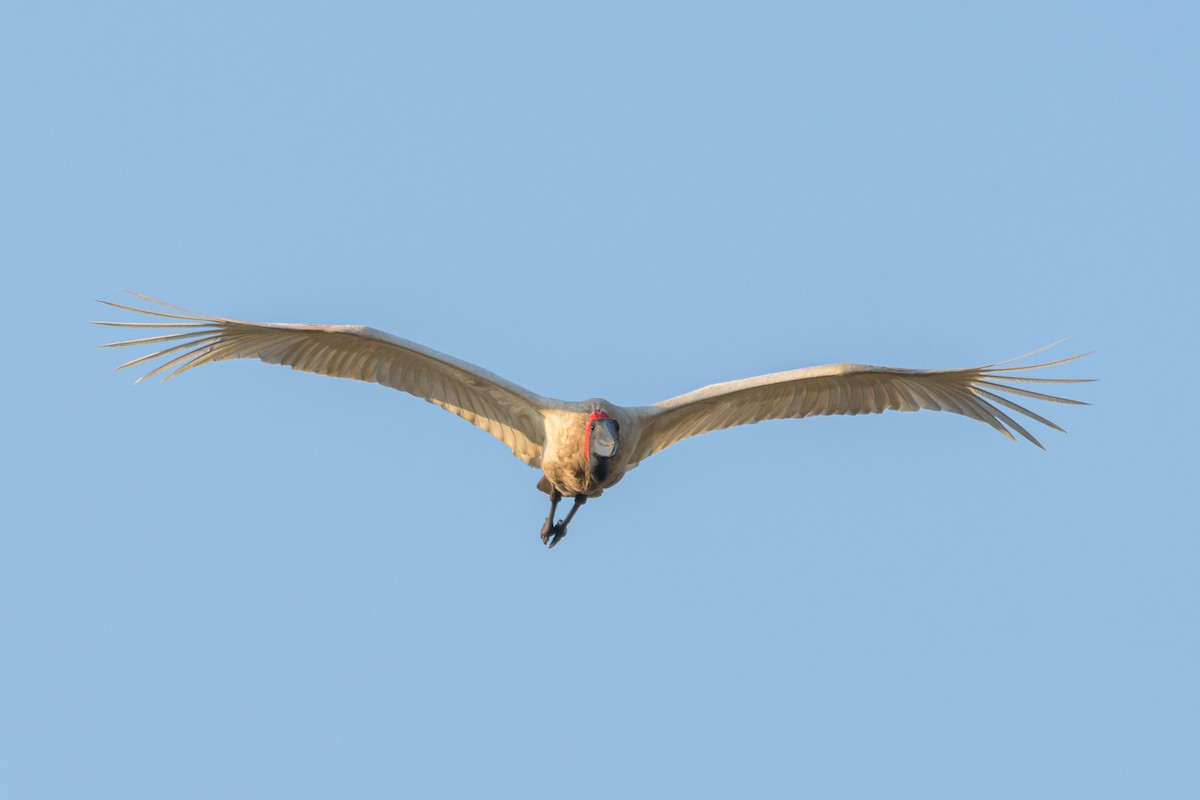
[542,520,568,548]
[539,493,581,549]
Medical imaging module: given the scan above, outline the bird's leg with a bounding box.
[546,495,587,549]
[540,489,563,545]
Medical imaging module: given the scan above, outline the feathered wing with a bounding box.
[626,345,1091,466]
[95,293,549,466]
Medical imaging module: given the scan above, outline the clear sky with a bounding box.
[2,3,1197,798]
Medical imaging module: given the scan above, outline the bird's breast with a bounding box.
[539,405,633,497]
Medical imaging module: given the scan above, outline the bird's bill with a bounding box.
[591,418,620,458]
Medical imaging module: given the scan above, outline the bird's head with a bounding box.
[584,408,620,461]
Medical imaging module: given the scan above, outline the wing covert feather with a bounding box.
[96,294,548,466]
[627,348,1090,465]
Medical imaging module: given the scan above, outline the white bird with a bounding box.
[97,293,1091,547]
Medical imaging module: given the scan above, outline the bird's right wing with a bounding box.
[96,293,550,466]
[626,345,1091,467]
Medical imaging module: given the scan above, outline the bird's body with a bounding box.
[97,294,1090,547]
[539,405,632,498]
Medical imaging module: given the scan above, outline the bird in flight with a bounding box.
[97,293,1090,548]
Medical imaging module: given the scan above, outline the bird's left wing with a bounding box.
[96,293,549,466]
[625,345,1091,467]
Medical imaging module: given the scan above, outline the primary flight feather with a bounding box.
[97,293,1091,547]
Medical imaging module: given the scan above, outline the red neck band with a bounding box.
[584,409,609,461]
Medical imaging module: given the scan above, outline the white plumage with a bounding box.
[97,293,1091,547]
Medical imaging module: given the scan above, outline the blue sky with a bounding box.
[2,2,1197,797]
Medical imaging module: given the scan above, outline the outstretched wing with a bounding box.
[96,293,549,466]
[626,344,1091,466]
